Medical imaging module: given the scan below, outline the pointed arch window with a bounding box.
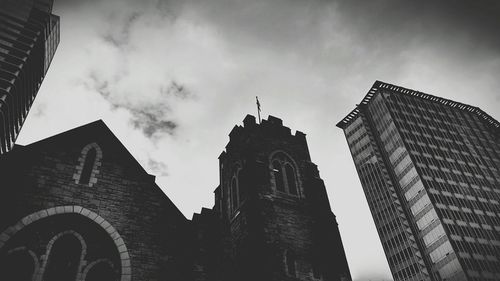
[273,160,285,192]
[285,164,297,195]
[270,152,301,197]
[231,177,238,212]
[230,164,248,215]
[237,170,246,204]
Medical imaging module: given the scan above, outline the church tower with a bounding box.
[213,115,351,281]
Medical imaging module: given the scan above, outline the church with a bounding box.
[0,114,352,281]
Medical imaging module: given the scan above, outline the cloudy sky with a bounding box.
[17,0,500,280]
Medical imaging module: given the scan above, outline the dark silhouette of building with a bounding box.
[0,0,60,154]
[337,81,500,281]
[0,115,351,281]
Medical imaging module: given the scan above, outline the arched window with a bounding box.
[230,164,247,214]
[237,170,245,204]
[0,248,37,281]
[80,148,97,184]
[285,164,297,195]
[74,143,102,186]
[231,177,238,211]
[43,233,83,281]
[270,152,300,196]
[285,250,296,277]
[273,160,285,192]
[85,260,116,281]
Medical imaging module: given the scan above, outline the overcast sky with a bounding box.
[17,0,500,280]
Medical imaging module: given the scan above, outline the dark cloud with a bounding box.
[335,0,500,53]
[57,0,500,54]
[129,105,178,138]
[85,72,187,138]
[180,0,334,52]
[55,0,99,9]
[167,0,500,74]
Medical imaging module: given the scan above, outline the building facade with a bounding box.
[337,81,500,281]
[210,115,351,281]
[0,115,351,281]
[0,0,60,154]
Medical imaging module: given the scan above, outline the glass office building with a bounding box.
[0,0,59,153]
[337,81,500,281]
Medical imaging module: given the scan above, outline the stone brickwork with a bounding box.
[211,115,352,281]
[0,116,351,281]
[0,121,192,281]
[0,206,130,281]
[73,142,103,187]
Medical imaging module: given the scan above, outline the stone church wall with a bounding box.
[0,122,192,281]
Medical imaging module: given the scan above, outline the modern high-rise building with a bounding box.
[337,81,500,281]
[0,0,60,154]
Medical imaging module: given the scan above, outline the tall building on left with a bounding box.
[0,0,60,154]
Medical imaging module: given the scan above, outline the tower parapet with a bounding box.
[213,114,351,281]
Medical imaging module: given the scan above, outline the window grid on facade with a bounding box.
[338,81,500,281]
[0,1,60,154]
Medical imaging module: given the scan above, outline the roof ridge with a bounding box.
[337,81,500,131]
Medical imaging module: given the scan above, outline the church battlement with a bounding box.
[229,115,306,141]
[222,115,307,160]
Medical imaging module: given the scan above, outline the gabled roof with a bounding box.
[9,120,150,176]
[2,120,189,221]
[336,80,500,131]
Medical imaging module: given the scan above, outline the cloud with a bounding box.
[161,81,192,100]
[148,158,169,176]
[59,2,203,140]
[128,104,178,138]
[20,1,500,280]
[31,102,47,118]
[335,0,500,50]
[101,11,141,48]
[85,71,187,138]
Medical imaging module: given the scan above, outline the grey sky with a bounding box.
[17,0,500,280]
